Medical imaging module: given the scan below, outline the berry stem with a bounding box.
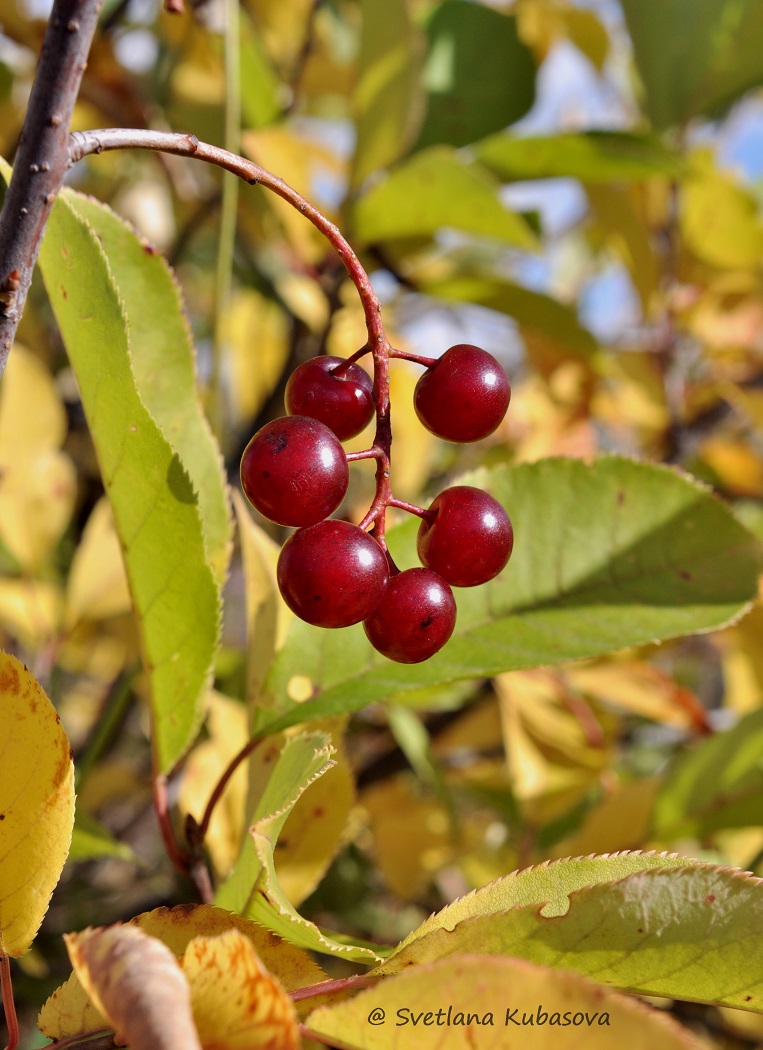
[67,128,397,534]
[330,343,371,376]
[389,347,437,368]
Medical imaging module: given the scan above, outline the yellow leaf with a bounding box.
[0,345,76,570]
[362,776,456,900]
[0,578,62,651]
[307,954,703,1049]
[247,0,316,69]
[698,436,763,497]
[234,493,292,721]
[39,903,325,1040]
[179,692,250,877]
[183,930,300,1050]
[0,652,74,957]
[0,344,66,453]
[567,660,704,730]
[548,777,661,859]
[242,128,341,264]
[716,603,763,714]
[276,725,356,907]
[223,289,290,430]
[496,670,614,822]
[64,925,202,1050]
[682,158,763,270]
[65,497,132,628]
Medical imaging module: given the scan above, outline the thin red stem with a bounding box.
[389,347,437,368]
[387,497,431,519]
[291,973,381,1004]
[152,772,190,875]
[331,344,371,376]
[197,734,263,841]
[345,448,382,463]
[0,952,19,1050]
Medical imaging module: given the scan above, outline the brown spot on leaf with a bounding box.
[0,664,20,694]
[679,570,693,581]
[705,894,716,904]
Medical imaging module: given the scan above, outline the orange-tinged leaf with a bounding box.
[307,954,702,1049]
[183,930,300,1050]
[39,903,325,1040]
[0,652,74,957]
[64,924,201,1050]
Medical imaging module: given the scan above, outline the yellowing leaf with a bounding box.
[0,346,76,570]
[179,692,249,878]
[242,128,341,263]
[275,727,355,907]
[548,777,661,859]
[223,289,290,431]
[308,954,702,1049]
[717,603,763,714]
[682,162,763,270]
[496,670,614,822]
[386,851,689,966]
[0,344,66,454]
[0,579,62,651]
[567,660,706,730]
[699,436,763,498]
[65,924,201,1050]
[0,652,74,957]
[183,930,300,1050]
[64,496,132,627]
[39,903,325,1040]
[234,492,292,726]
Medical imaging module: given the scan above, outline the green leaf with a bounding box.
[37,193,220,775]
[70,812,135,863]
[352,147,537,249]
[215,733,380,965]
[621,0,763,130]
[260,457,760,735]
[423,274,598,359]
[386,851,690,960]
[351,0,424,188]
[376,862,763,1012]
[240,10,282,129]
[475,130,684,183]
[63,192,232,586]
[652,706,763,838]
[415,0,535,150]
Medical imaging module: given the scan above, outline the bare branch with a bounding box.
[0,0,102,375]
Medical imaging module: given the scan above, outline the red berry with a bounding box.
[277,520,389,628]
[363,568,456,663]
[285,355,375,441]
[240,416,348,527]
[417,486,513,586]
[414,343,510,442]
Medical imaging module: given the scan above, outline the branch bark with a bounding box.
[0,0,102,375]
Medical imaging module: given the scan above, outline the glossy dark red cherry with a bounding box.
[363,567,456,663]
[414,343,510,442]
[417,486,513,586]
[240,415,348,527]
[285,355,375,441]
[277,520,389,628]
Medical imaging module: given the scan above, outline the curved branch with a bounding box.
[0,0,102,374]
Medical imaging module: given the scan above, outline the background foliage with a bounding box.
[4,0,763,1046]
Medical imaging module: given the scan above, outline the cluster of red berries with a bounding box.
[240,344,513,664]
